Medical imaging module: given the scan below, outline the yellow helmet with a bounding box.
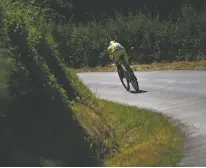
[109,40,115,46]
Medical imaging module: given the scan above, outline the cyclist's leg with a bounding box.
[123,49,129,64]
[126,64,136,80]
[123,50,137,80]
[113,50,123,63]
[114,50,125,78]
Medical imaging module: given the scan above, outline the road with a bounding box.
[78,70,206,166]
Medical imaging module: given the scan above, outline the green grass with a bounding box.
[102,102,183,166]
[75,60,206,73]
[72,99,183,166]
[69,69,184,166]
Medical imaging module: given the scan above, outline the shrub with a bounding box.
[54,5,206,68]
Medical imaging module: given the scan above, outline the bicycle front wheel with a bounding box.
[117,65,130,91]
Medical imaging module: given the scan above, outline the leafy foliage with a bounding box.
[52,5,206,68]
[0,0,98,166]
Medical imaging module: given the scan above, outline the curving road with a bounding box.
[78,70,206,166]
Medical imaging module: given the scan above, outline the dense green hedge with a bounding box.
[0,0,97,166]
[53,5,206,68]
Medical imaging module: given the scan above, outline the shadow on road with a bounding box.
[129,90,148,94]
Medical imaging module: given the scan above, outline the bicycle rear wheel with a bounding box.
[126,67,139,92]
[130,78,139,92]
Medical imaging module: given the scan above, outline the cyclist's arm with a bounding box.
[107,45,115,59]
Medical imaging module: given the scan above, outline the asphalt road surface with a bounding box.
[78,70,206,166]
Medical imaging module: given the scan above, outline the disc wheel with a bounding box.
[130,78,139,92]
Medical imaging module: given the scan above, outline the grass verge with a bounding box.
[69,69,184,166]
[75,60,206,73]
[0,59,184,166]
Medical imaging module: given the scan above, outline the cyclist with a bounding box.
[107,40,136,80]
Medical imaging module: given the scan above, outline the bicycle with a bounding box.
[115,56,139,92]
